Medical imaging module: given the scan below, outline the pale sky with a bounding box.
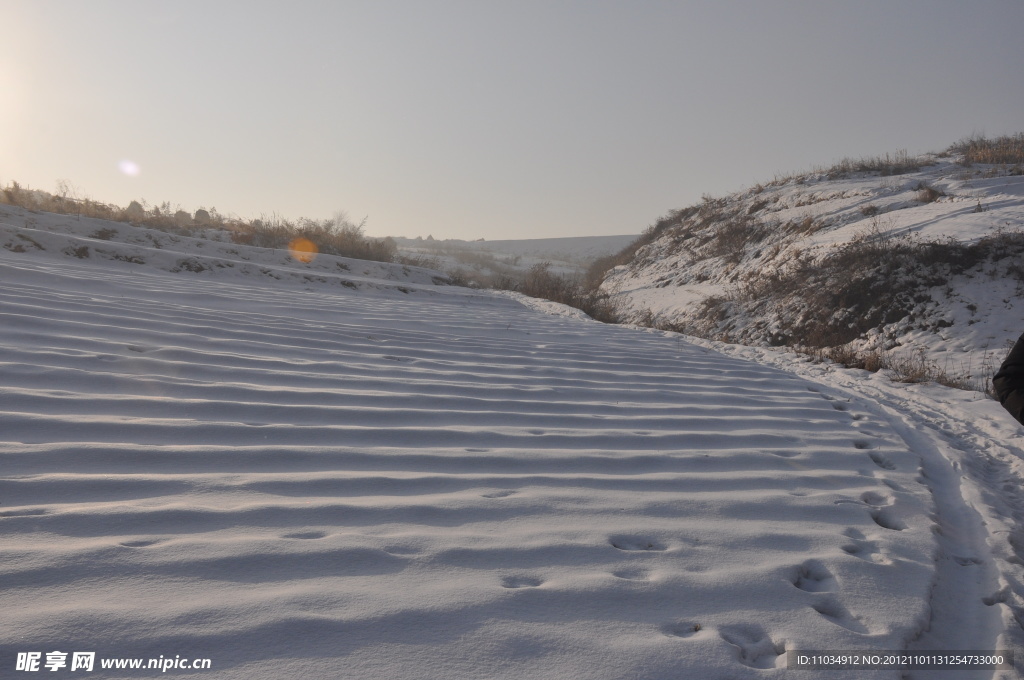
[3,1,1022,240]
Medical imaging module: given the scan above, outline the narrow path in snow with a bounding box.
[688,337,1024,679]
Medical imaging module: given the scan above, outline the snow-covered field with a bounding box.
[1,208,1022,678]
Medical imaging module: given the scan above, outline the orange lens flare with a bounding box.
[288,237,318,263]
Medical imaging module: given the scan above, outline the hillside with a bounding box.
[2,201,1023,677]
[600,139,1024,387]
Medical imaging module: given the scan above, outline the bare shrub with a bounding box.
[90,228,118,240]
[915,183,943,203]
[398,253,443,270]
[785,215,821,236]
[885,351,932,383]
[502,263,618,323]
[813,345,885,372]
[747,198,771,215]
[706,215,766,262]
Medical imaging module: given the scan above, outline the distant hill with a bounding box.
[392,234,638,283]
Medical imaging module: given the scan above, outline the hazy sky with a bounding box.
[3,1,1023,240]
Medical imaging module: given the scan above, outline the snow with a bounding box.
[1,206,1021,678]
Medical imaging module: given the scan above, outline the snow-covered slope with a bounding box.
[1,209,1022,678]
[601,155,1024,382]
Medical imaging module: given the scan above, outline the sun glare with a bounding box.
[288,237,318,263]
[118,159,141,177]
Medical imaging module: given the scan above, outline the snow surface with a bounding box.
[1,207,1022,678]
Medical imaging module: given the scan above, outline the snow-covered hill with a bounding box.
[601,150,1024,384]
[1,204,1022,678]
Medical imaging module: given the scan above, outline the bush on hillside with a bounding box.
[231,214,396,263]
[950,133,1024,166]
[498,263,618,323]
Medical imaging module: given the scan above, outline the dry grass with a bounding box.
[805,346,995,395]
[824,149,932,179]
[951,133,1024,166]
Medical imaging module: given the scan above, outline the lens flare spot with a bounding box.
[288,237,318,263]
[118,159,141,177]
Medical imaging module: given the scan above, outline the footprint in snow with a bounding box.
[501,575,543,589]
[869,508,905,531]
[983,588,1009,606]
[860,490,893,507]
[612,567,651,581]
[382,545,420,555]
[840,529,891,565]
[718,624,786,669]
[661,621,703,638]
[811,596,870,633]
[282,531,327,540]
[881,478,905,492]
[481,489,517,498]
[868,452,897,470]
[609,536,667,551]
[0,508,48,517]
[791,560,837,593]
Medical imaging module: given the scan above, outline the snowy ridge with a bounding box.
[0,205,449,292]
[0,208,1021,678]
